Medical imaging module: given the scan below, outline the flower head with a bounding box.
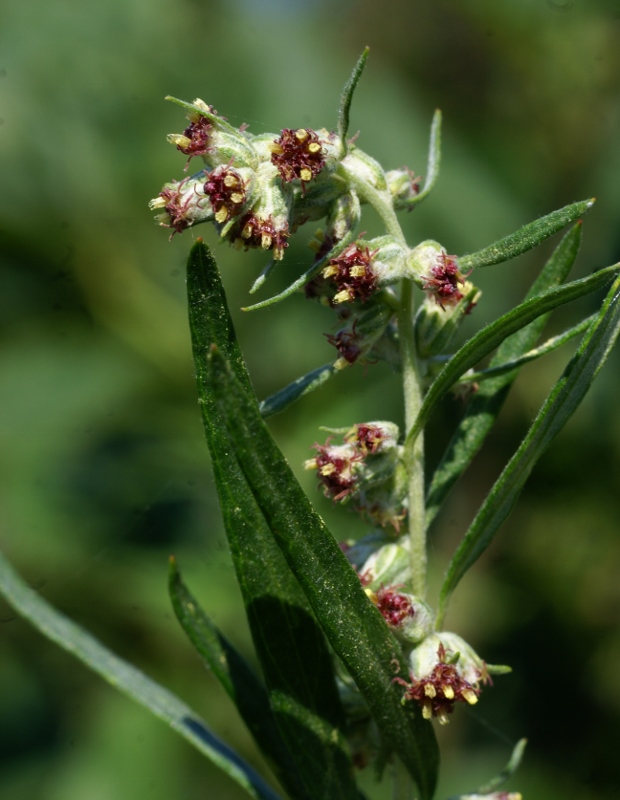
[204,166,249,223]
[375,586,414,627]
[148,177,212,238]
[322,242,379,304]
[305,441,361,501]
[270,127,326,187]
[398,633,489,725]
[421,251,467,309]
[233,212,290,260]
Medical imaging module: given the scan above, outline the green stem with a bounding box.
[399,278,427,598]
[338,162,406,245]
[341,159,428,598]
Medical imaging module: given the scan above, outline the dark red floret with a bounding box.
[324,243,378,303]
[271,128,326,188]
[421,252,466,309]
[177,116,213,161]
[204,167,246,222]
[376,587,414,627]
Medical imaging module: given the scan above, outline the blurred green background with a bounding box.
[1,0,620,798]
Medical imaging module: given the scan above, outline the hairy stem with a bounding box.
[342,160,428,597]
[399,278,427,598]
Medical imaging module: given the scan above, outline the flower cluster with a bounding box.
[305,422,406,529]
[270,127,326,186]
[421,250,467,308]
[322,242,379,304]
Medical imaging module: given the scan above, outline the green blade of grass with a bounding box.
[0,549,282,800]
[438,273,620,624]
[406,261,618,455]
[204,346,440,800]
[458,199,594,271]
[187,240,358,800]
[169,557,306,791]
[425,223,584,524]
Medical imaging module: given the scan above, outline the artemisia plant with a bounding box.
[2,49,619,800]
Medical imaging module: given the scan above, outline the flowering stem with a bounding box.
[338,163,406,245]
[399,278,427,599]
[341,161,428,597]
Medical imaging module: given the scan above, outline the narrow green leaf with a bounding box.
[188,240,358,800]
[461,315,594,384]
[259,363,338,418]
[438,273,620,622]
[338,48,370,150]
[459,199,594,271]
[0,549,281,800]
[402,109,442,209]
[477,738,527,794]
[250,258,277,294]
[243,233,355,312]
[205,347,440,800]
[169,557,304,788]
[407,262,618,453]
[426,223,584,525]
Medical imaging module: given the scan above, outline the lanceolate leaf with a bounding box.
[406,262,618,454]
[461,315,593,385]
[205,347,440,800]
[426,223,584,524]
[259,363,338,418]
[338,47,370,149]
[458,199,594,271]
[168,558,303,789]
[242,233,355,312]
[187,240,358,800]
[403,109,442,209]
[438,273,620,623]
[0,550,281,800]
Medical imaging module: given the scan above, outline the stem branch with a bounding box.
[399,279,427,598]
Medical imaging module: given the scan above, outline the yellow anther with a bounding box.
[230,192,244,204]
[319,463,337,477]
[223,174,239,188]
[299,168,313,182]
[193,98,210,112]
[269,142,284,154]
[334,357,350,371]
[350,265,367,278]
[422,701,433,720]
[442,685,455,700]
[295,128,308,141]
[215,207,228,223]
[148,196,167,210]
[303,458,318,470]
[424,684,437,699]
[462,689,478,705]
[364,587,378,604]
[241,223,254,239]
[273,245,285,261]
[167,133,192,149]
[261,232,273,250]
[322,265,339,279]
[334,289,353,304]
[308,142,321,153]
